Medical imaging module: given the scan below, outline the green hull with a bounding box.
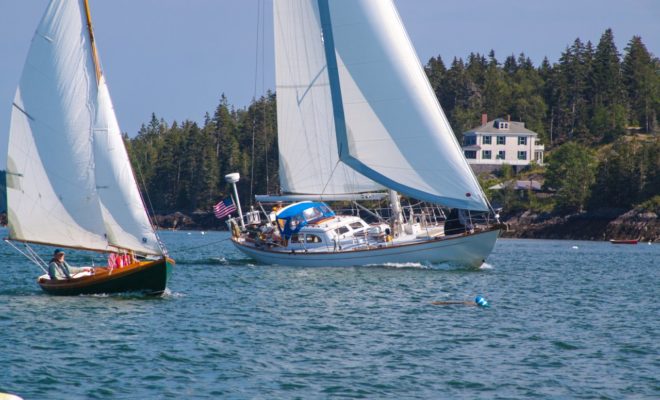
[38,258,174,296]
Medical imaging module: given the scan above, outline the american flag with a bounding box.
[214,197,237,219]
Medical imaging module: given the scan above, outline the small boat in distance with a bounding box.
[224,0,502,268]
[609,239,639,245]
[5,0,174,295]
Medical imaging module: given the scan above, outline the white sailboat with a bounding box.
[5,0,174,295]
[227,0,502,267]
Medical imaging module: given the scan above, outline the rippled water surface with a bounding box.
[1,229,658,399]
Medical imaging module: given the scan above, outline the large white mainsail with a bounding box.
[315,0,489,211]
[6,0,162,256]
[274,0,382,195]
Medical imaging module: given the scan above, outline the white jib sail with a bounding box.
[94,76,163,256]
[6,0,109,251]
[274,0,382,195]
[323,0,490,211]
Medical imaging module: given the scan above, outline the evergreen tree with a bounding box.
[622,36,660,133]
[590,29,626,142]
[552,39,593,143]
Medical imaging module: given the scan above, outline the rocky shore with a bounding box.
[2,207,656,242]
[500,207,659,242]
[150,206,658,243]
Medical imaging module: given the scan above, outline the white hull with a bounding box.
[232,229,499,268]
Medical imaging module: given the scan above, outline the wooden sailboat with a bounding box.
[225,0,501,267]
[5,0,174,295]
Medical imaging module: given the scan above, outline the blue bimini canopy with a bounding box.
[276,202,335,239]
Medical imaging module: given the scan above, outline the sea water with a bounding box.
[0,229,658,399]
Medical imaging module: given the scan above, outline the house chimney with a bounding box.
[507,114,511,122]
[481,113,487,126]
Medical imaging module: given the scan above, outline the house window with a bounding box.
[497,151,506,160]
[497,136,506,145]
[464,150,477,159]
[518,151,527,160]
[518,136,527,145]
[463,136,476,146]
[482,150,492,159]
[482,135,492,145]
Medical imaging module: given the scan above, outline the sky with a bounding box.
[0,0,658,165]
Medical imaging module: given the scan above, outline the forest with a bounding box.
[123,29,658,218]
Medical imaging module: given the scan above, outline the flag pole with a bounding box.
[225,173,245,229]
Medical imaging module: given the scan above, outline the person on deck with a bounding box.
[48,249,92,280]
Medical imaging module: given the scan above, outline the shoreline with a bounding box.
[1,207,656,243]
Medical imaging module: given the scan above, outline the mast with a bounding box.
[83,0,102,84]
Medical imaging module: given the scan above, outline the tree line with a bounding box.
[123,29,658,216]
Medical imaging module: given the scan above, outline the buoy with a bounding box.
[572,245,578,249]
[475,295,489,307]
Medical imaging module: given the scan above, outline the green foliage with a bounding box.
[637,195,660,214]
[121,28,658,217]
[544,142,597,212]
[126,94,278,214]
[589,136,660,209]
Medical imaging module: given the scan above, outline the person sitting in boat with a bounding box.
[48,249,92,280]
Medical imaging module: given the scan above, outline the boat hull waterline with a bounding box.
[37,257,174,296]
[232,229,500,268]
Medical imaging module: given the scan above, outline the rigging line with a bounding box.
[249,0,265,205]
[320,159,342,199]
[260,0,268,194]
[5,240,48,274]
[176,237,233,252]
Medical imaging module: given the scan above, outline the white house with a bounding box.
[462,114,544,172]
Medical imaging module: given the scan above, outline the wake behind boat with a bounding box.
[223,0,502,267]
[5,0,173,295]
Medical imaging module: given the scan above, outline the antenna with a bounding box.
[225,173,245,228]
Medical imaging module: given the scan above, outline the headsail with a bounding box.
[274,0,382,195]
[94,76,162,256]
[318,0,490,211]
[6,0,162,255]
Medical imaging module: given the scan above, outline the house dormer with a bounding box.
[494,119,509,130]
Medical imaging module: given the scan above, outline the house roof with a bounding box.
[489,180,543,191]
[464,118,538,136]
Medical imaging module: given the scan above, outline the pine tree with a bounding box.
[590,29,627,142]
[622,36,659,133]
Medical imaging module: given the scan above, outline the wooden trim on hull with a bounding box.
[233,228,500,267]
[38,257,174,296]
